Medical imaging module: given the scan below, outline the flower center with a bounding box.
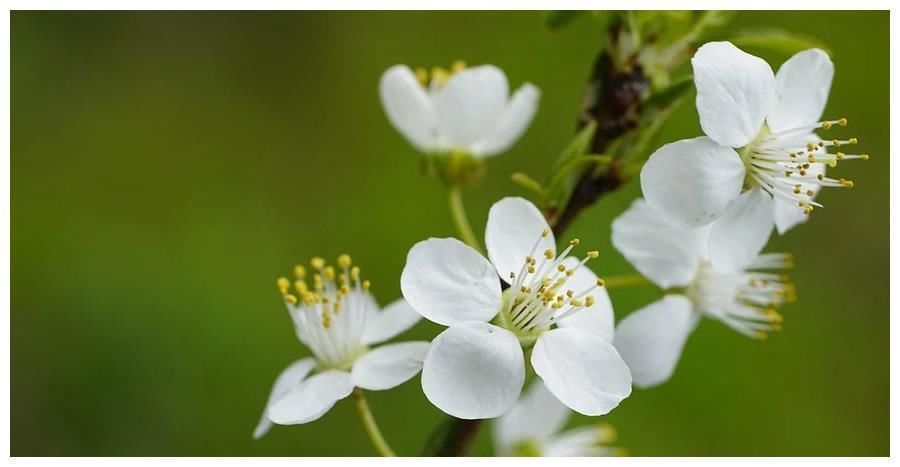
[414,60,467,90]
[741,118,868,216]
[276,255,371,370]
[687,254,796,340]
[497,229,605,344]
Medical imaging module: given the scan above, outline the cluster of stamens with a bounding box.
[414,60,467,89]
[690,253,796,340]
[501,229,605,336]
[744,118,868,215]
[276,255,371,369]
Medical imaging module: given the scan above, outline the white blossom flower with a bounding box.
[493,380,623,457]
[401,197,631,419]
[641,41,867,234]
[379,62,540,157]
[254,255,427,439]
[611,198,795,388]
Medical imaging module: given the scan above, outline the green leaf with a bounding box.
[727,28,831,57]
[544,11,585,32]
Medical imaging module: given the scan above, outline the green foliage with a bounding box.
[726,28,832,57]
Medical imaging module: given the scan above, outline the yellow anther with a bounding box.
[755,331,768,340]
[311,257,325,270]
[596,278,605,287]
[841,179,854,188]
[836,152,845,160]
[557,264,566,272]
[565,269,574,277]
[339,284,350,295]
[569,299,583,307]
[806,189,814,197]
[838,118,848,126]
[333,301,342,314]
[587,250,599,259]
[861,154,870,160]
[785,171,792,177]
[294,265,306,279]
[821,121,832,129]
[322,313,331,329]
[806,143,815,151]
[277,277,291,294]
[324,266,335,280]
[350,266,360,281]
[451,60,467,73]
[525,256,535,264]
[808,155,816,163]
[313,274,324,291]
[414,67,428,85]
[803,205,813,215]
[544,249,554,259]
[509,272,516,280]
[585,296,596,307]
[849,137,858,144]
[362,280,371,291]
[569,238,580,246]
[337,254,352,269]
[294,280,308,295]
[541,228,550,238]
[430,67,450,85]
[793,185,801,194]
[817,173,825,181]
[566,289,574,297]
[284,294,298,305]
[528,266,536,274]
[832,139,840,147]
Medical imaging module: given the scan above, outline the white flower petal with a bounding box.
[422,321,524,419]
[362,298,422,345]
[351,341,430,391]
[544,425,616,457]
[379,65,437,152]
[708,187,774,272]
[768,49,834,134]
[611,198,711,288]
[401,238,502,326]
[532,328,631,416]
[485,197,555,283]
[253,358,316,439]
[641,137,746,227]
[494,379,570,455]
[613,295,697,389]
[774,162,825,234]
[267,370,354,425]
[435,65,509,148]
[469,83,540,157]
[692,41,776,148]
[557,257,614,342]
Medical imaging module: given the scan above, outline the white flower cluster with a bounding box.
[251,42,864,457]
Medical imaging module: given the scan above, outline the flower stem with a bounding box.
[602,273,651,289]
[447,186,483,252]
[352,388,396,457]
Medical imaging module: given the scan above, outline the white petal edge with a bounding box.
[362,298,422,345]
[401,237,502,326]
[708,187,774,273]
[544,425,618,457]
[493,379,570,455]
[351,341,430,391]
[267,370,354,425]
[613,295,697,389]
[379,65,438,152]
[469,83,540,157]
[434,64,509,148]
[253,358,316,439]
[767,48,834,134]
[557,257,614,342]
[422,321,524,419]
[611,198,711,289]
[641,136,745,227]
[532,327,632,416]
[692,41,776,148]
[485,196,555,284]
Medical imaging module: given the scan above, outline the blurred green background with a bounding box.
[11,11,888,456]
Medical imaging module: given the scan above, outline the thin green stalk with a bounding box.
[602,273,651,289]
[352,389,396,457]
[447,186,482,252]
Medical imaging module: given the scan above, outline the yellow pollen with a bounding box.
[362,280,371,291]
[322,313,331,328]
[596,278,605,287]
[528,265,536,274]
[838,118,848,126]
[541,228,550,238]
[277,277,290,294]
[284,294,298,305]
[755,331,768,340]
[566,289,574,297]
[817,173,825,181]
[836,152,845,159]
[565,269,574,277]
[350,266,360,281]
[557,264,566,272]
[861,154,870,160]
[294,265,306,279]
[310,257,325,270]
[849,138,858,144]
[587,250,599,259]
[339,284,350,295]
[544,249,554,259]
[430,67,450,85]
[324,266,335,280]
[337,254,352,269]
[294,280,308,295]
[585,296,596,307]
[414,67,428,85]
[806,189,814,196]
[451,60,467,73]
[569,238,581,246]
[569,299,583,307]
[806,143,815,151]
[821,121,832,129]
